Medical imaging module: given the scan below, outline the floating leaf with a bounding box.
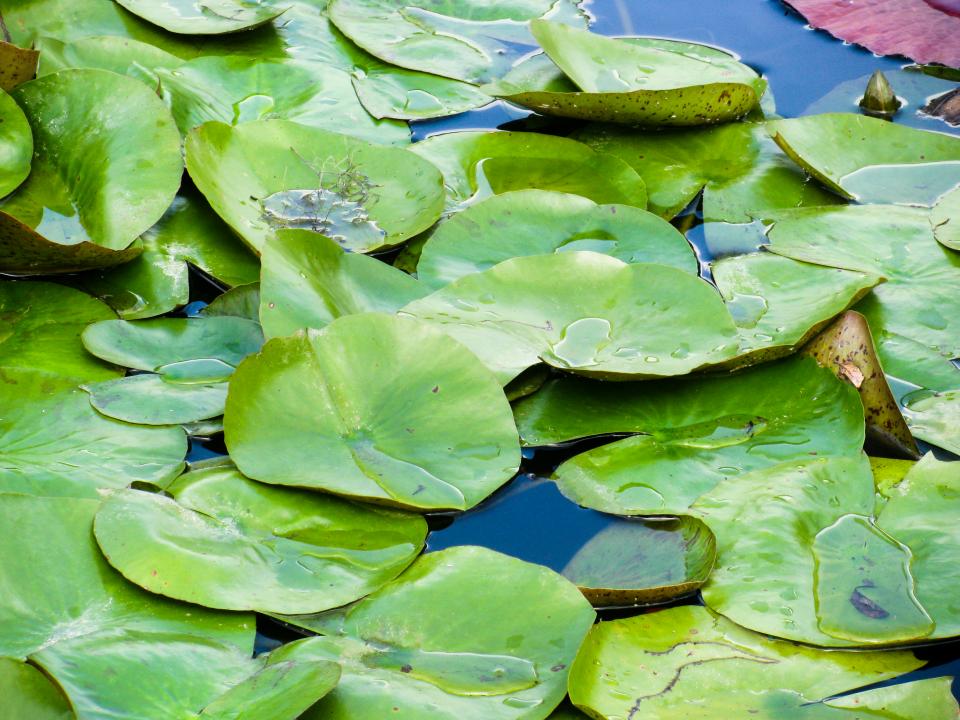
[350,64,491,121]
[80,190,260,319]
[769,113,960,206]
[416,189,696,289]
[0,658,72,720]
[500,22,761,126]
[783,0,960,67]
[567,605,956,719]
[186,120,444,253]
[113,0,287,35]
[0,368,186,498]
[409,130,647,210]
[562,516,716,607]
[203,283,261,321]
[870,456,917,496]
[0,40,40,90]
[84,374,229,426]
[803,310,919,458]
[94,463,427,613]
[82,316,264,377]
[0,69,182,274]
[402,252,739,384]
[573,120,840,220]
[0,280,119,385]
[764,204,960,391]
[35,35,184,82]
[903,390,960,455]
[260,229,427,339]
[158,55,410,144]
[931,185,960,251]
[225,313,520,511]
[327,0,585,84]
[282,546,595,719]
[712,252,882,367]
[535,356,863,515]
[0,87,32,198]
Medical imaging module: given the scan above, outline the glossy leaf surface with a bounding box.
[113,0,287,35]
[0,88,32,199]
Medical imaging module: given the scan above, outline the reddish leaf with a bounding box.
[784,0,960,67]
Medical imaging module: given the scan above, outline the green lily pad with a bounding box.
[0,40,40,90]
[416,190,696,289]
[567,605,956,719]
[94,463,427,613]
[402,252,739,384]
[490,22,761,126]
[82,316,264,378]
[769,113,960,206]
[870,456,917,495]
[0,88,32,199]
[84,374,229,426]
[537,355,863,515]
[712,252,882,367]
[573,120,842,220]
[351,64,490,121]
[803,310,919,459]
[931,185,960,250]
[113,0,287,35]
[409,130,647,211]
[260,229,428,339]
[0,69,182,274]
[203,282,261,321]
[35,35,184,83]
[764,204,960,391]
[158,55,410,144]
[280,546,596,719]
[561,516,716,607]
[186,120,444,253]
[0,658,72,719]
[225,312,520,511]
[327,0,585,84]
[0,280,119,385]
[0,368,186,498]
[903,390,960,454]
[80,189,260,319]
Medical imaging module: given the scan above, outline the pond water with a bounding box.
[175,0,960,702]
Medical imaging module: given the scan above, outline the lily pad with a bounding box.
[35,35,184,83]
[711,252,882,367]
[0,88,32,199]
[0,40,40,90]
[350,64,491,121]
[501,22,761,126]
[769,113,960,206]
[282,546,596,719]
[567,605,956,719]
[572,120,842,220]
[260,229,428,339]
[225,312,520,511]
[764,204,960,391]
[84,374,229,426]
[0,280,120,385]
[931,185,960,250]
[0,368,186,498]
[903,390,960,454]
[82,316,265,378]
[536,355,863,515]
[561,516,716,607]
[327,0,585,84]
[158,55,410,144]
[416,190,696,289]
[80,190,260,319]
[203,282,261,321]
[402,252,740,384]
[94,463,427,613]
[409,130,647,211]
[0,658,72,719]
[186,120,444,253]
[0,69,182,274]
[113,0,287,35]
[783,0,960,68]
[802,310,919,458]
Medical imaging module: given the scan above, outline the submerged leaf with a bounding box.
[186,120,444,253]
[113,0,287,35]
[225,313,520,511]
[416,189,696,289]
[94,463,427,613]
